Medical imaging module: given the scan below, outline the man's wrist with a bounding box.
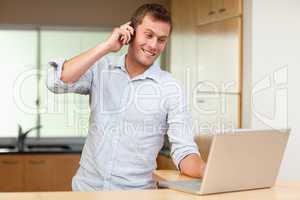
[96,42,112,55]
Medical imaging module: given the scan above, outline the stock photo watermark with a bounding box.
[12,64,288,136]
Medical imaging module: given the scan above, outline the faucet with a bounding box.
[17,124,42,152]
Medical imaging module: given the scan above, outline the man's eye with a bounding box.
[145,34,152,38]
[159,39,166,43]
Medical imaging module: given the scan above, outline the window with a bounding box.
[0,28,38,137]
[40,27,115,137]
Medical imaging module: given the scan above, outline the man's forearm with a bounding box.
[61,42,111,84]
[60,22,134,84]
[179,153,206,179]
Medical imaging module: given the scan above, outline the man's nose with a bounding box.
[149,38,158,50]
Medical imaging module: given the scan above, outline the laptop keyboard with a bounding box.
[158,180,202,191]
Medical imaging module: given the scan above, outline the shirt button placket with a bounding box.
[104,118,122,189]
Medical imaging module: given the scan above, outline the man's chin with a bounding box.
[142,56,157,66]
[143,60,155,68]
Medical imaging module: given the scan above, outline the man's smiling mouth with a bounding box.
[142,48,156,56]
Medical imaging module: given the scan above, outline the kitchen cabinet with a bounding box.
[196,0,242,26]
[169,0,242,130]
[170,0,242,93]
[156,155,176,170]
[196,0,212,26]
[24,155,55,191]
[52,155,81,191]
[196,17,241,93]
[156,134,213,170]
[0,155,24,192]
[0,154,80,192]
[192,93,240,130]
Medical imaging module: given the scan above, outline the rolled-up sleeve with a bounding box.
[165,81,200,170]
[46,58,94,95]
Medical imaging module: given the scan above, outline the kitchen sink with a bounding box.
[24,144,72,152]
[0,144,73,153]
[0,145,18,153]
[0,137,84,154]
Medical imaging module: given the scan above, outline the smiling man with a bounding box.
[47,4,206,191]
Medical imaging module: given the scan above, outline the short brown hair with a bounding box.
[130,3,172,32]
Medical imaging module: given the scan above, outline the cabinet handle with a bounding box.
[197,99,205,103]
[1,160,19,165]
[208,11,215,15]
[219,8,226,13]
[28,160,46,165]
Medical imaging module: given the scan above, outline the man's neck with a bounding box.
[125,54,149,79]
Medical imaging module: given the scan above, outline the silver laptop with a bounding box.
[158,128,290,195]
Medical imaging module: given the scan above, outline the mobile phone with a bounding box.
[119,21,135,44]
[128,21,135,43]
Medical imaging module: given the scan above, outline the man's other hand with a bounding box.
[179,153,206,179]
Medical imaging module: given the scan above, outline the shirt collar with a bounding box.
[115,54,161,83]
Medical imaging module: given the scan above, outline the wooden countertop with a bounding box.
[1,170,299,200]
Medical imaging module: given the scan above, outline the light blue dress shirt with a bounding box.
[46,54,200,191]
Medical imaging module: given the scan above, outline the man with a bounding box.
[47,4,206,191]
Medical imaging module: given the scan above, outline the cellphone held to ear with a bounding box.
[119,22,135,45]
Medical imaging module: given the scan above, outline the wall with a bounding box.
[243,0,300,180]
[0,0,169,27]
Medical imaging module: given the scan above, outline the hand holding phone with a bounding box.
[119,21,135,45]
[105,21,135,52]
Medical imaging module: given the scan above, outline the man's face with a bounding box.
[128,14,171,68]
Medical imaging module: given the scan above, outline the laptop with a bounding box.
[158,128,290,195]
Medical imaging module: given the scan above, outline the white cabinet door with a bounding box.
[196,17,241,93]
[169,0,242,131]
[191,93,240,133]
